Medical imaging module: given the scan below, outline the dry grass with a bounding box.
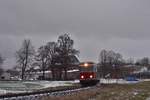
[42,88,100,100]
[42,81,150,100]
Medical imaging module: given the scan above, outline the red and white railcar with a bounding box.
[79,62,99,86]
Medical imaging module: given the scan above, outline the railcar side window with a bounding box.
[94,65,97,72]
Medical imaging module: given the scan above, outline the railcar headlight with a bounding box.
[84,63,88,67]
[81,75,84,79]
[90,75,93,78]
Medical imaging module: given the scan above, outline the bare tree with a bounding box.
[99,49,108,78]
[57,34,79,80]
[0,54,4,67]
[126,58,134,65]
[99,49,124,78]
[136,57,150,70]
[99,49,107,65]
[99,50,123,66]
[0,54,4,75]
[113,53,123,66]
[35,46,48,80]
[140,57,149,66]
[35,42,57,80]
[107,50,116,65]
[45,42,57,79]
[16,39,35,80]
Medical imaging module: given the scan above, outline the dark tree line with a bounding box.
[14,34,150,80]
[99,50,124,66]
[15,34,79,80]
[135,57,150,66]
[98,49,150,78]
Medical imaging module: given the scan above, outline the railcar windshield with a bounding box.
[80,66,94,72]
[80,63,97,72]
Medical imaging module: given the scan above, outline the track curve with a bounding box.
[0,84,99,100]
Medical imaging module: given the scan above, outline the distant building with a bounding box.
[133,66,148,74]
[25,69,79,80]
[25,55,80,80]
[51,55,80,80]
[132,66,150,79]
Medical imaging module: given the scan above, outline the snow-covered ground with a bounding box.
[99,78,150,84]
[100,79,139,84]
[0,79,149,95]
[0,80,79,95]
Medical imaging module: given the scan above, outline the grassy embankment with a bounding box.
[42,81,150,100]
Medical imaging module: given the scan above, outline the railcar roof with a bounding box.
[80,61,95,65]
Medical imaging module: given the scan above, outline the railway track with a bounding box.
[0,84,98,100]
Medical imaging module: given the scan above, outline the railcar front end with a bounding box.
[79,62,99,86]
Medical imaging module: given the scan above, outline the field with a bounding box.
[43,81,150,100]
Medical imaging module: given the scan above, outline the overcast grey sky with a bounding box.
[0,0,150,69]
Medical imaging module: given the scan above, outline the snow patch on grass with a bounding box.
[0,80,78,95]
[100,79,139,84]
